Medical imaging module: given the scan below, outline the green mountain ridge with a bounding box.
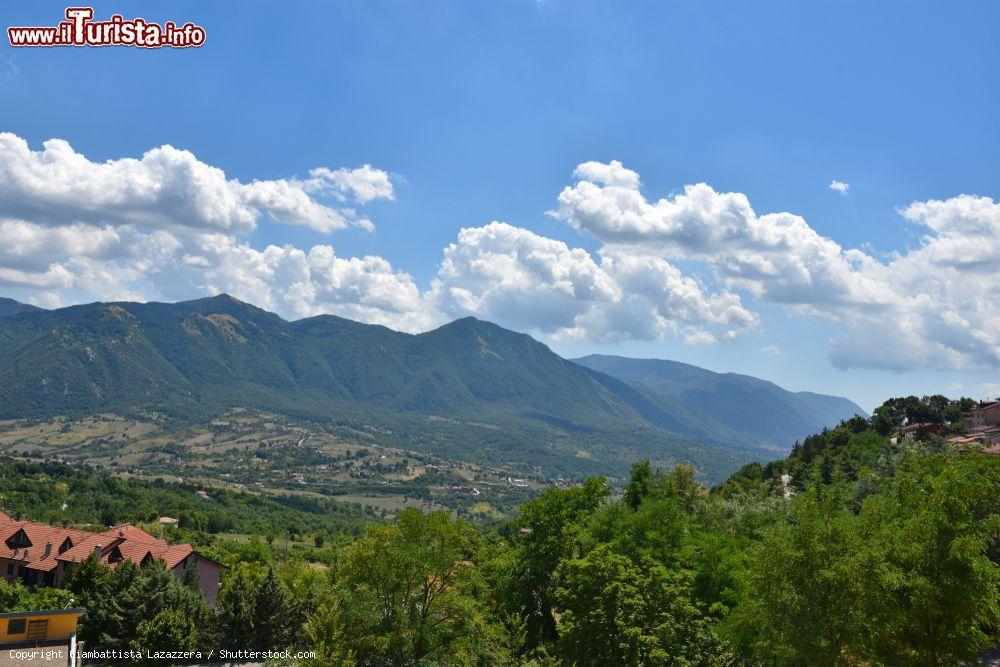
[0,297,41,318]
[0,295,861,481]
[0,295,739,480]
[573,353,867,450]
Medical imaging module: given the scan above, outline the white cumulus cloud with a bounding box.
[428,221,757,343]
[0,133,392,235]
[829,180,850,195]
[552,160,1000,371]
[0,133,420,326]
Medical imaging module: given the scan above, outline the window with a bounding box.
[26,619,47,641]
[5,563,12,575]
[58,537,73,555]
[7,618,26,635]
[5,529,31,550]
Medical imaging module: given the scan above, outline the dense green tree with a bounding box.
[302,599,355,667]
[660,464,702,513]
[858,455,1000,664]
[217,563,297,650]
[727,492,865,665]
[326,508,510,665]
[131,609,200,665]
[496,477,610,650]
[584,496,687,567]
[870,395,975,435]
[556,544,731,666]
[66,557,212,651]
[253,566,299,648]
[624,460,655,510]
[216,564,259,648]
[0,578,75,611]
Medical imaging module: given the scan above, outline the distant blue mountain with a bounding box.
[573,354,867,451]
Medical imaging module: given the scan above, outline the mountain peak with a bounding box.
[192,293,246,306]
[437,315,531,334]
[444,315,487,326]
[168,294,284,323]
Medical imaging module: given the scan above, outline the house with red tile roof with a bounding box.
[0,516,224,603]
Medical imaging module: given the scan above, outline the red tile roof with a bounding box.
[152,544,195,570]
[112,524,165,545]
[0,516,197,573]
[0,519,92,573]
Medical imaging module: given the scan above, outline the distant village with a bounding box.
[901,399,1000,452]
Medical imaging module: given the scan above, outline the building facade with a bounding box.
[964,400,1000,430]
[0,609,84,667]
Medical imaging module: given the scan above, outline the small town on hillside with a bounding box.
[901,399,1000,452]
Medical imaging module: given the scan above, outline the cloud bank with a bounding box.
[0,135,996,372]
[551,161,1000,371]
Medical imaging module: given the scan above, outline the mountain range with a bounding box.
[0,295,864,481]
[574,354,866,452]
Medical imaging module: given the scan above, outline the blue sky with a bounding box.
[1,1,999,411]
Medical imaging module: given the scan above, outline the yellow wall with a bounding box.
[0,612,82,643]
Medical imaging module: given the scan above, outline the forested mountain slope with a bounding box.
[0,295,747,479]
[574,353,866,449]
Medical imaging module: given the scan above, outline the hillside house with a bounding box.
[0,513,224,603]
[963,400,1000,430]
[901,422,950,441]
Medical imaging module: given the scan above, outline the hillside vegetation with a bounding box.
[4,396,997,665]
[0,458,373,547]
